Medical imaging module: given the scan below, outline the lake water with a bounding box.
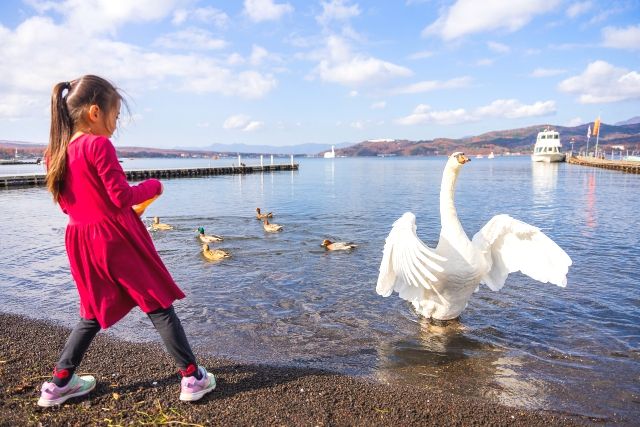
[1,156,638,422]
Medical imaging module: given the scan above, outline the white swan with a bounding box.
[376,152,572,320]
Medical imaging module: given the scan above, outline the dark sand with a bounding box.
[0,313,589,426]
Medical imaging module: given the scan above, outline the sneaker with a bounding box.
[179,366,216,402]
[37,374,96,407]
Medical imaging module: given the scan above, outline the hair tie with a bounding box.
[64,81,71,90]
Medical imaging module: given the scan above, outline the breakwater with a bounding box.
[0,163,299,188]
[567,155,640,173]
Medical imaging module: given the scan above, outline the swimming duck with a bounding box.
[377,152,572,321]
[201,243,230,261]
[151,216,173,231]
[263,219,283,232]
[256,207,273,220]
[321,240,357,251]
[196,227,223,243]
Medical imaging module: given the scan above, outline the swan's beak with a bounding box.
[456,154,470,164]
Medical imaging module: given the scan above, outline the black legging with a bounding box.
[56,305,197,372]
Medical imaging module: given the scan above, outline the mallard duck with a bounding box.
[151,216,173,230]
[196,227,223,243]
[263,219,283,232]
[256,207,273,220]
[201,243,230,261]
[322,239,357,251]
[377,152,572,321]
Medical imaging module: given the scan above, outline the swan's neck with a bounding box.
[439,165,467,240]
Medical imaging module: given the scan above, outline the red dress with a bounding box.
[58,134,185,328]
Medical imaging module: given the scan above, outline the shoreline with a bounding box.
[0,313,590,426]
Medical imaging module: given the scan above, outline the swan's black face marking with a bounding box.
[453,152,470,164]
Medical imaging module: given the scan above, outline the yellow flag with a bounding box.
[592,118,601,136]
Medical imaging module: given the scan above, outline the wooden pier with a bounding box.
[567,155,640,174]
[0,163,299,188]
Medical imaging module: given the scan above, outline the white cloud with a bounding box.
[395,99,555,126]
[566,1,592,18]
[558,60,640,103]
[530,67,566,77]
[391,76,471,95]
[423,0,560,40]
[0,93,41,120]
[244,0,293,23]
[154,28,227,50]
[370,101,386,109]
[475,99,556,119]
[316,0,361,26]
[223,114,264,131]
[348,90,359,97]
[476,58,494,66]
[172,7,230,28]
[45,0,183,35]
[313,36,412,86]
[0,13,277,121]
[250,45,269,65]
[487,41,510,53]
[566,117,583,127]
[602,25,640,50]
[350,120,364,129]
[407,50,433,60]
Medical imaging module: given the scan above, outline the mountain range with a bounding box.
[2,119,639,159]
[337,122,640,157]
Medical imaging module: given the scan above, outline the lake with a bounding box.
[0,156,638,422]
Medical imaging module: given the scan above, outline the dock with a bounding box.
[567,155,640,174]
[0,163,299,188]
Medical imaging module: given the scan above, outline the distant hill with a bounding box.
[615,116,640,126]
[3,120,639,160]
[337,122,640,157]
[186,142,353,155]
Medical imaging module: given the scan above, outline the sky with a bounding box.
[0,0,639,149]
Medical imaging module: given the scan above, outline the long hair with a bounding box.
[45,75,124,202]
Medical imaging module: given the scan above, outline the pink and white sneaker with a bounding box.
[179,366,216,402]
[37,374,96,407]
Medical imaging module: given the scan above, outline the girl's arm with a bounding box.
[90,136,162,208]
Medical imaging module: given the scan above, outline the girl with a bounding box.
[38,75,215,407]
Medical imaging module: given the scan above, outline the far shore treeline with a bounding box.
[2,120,640,160]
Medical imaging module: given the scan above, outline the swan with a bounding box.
[196,227,223,243]
[263,219,283,232]
[376,152,572,321]
[256,208,273,220]
[201,243,230,261]
[321,239,357,251]
[150,216,173,231]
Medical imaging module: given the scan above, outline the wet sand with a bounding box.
[0,313,588,426]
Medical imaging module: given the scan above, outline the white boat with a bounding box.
[532,128,566,163]
[324,145,335,159]
[475,154,483,159]
[488,152,495,159]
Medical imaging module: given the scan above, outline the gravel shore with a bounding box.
[0,312,587,426]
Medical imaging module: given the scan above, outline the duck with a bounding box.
[263,219,283,232]
[376,152,572,321]
[201,243,230,261]
[150,216,173,231]
[321,239,357,251]
[196,227,223,243]
[256,207,273,220]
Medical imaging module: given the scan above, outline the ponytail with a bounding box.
[45,81,74,202]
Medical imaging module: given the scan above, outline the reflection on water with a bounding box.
[1,157,639,422]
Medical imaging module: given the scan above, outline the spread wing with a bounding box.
[471,214,572,291]
[376,212,446,297]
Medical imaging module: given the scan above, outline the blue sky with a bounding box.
[0,0,638,148]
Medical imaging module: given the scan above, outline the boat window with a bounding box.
[554,134,559,139]
[540,135,546,139]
